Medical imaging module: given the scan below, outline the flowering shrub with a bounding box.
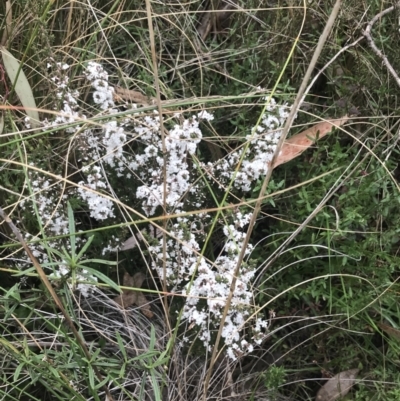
[18,60,291,360]
[207,97,288,192]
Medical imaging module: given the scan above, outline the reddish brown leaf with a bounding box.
[272,116,349,169]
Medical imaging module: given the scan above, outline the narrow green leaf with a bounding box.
[94,375,109,390]
[81,266,121,293]
[87,348,101,363]
[146,356,169,369]
[83,258,117,266]
[76,235,94,260]
[119,361,126,378]
[61,246,73,262]
[149,325,156,351]
[128,350,159,363]
[44,247,66,260]
[150,371,162,401]
[48,364,60,379]
[12,267,36,276]
[116,331,127,362]
[5,284,21,301]
[67,203,76,258]
[88,367,95,390]
[0,47,39,126]
[13,362,24,382]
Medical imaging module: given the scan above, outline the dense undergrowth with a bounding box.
[1,1,400,400]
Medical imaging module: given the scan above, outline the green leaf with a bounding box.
[88,366,95,390]
[61,246,73,263]
[76,235,94,260]
[67,202,76,258]
[89,348,102,362]
[150,370,162,401]
[82,259,117,266]
[149,325,156,351]
[116,331,127,362]
[13,361,24,382]
[5,284,21,301]
[94,375,109,390]
[119,361,126,378]
[145,355,170,369]
[81,266,121,293]
[48,364,60,379]
[12,267,36,276]
[0,47,39,127]
[45,247,67,261]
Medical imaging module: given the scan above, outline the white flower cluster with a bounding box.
[76,165,115,220]
[18,169,96,297]
[148,215,209,287]
[132,112,212,216]
[43,60,83,133]
[43,60,120,220]
[209,98,289,191]
[83,61,115,110]
[80,62,213,216]
[28,61,291,357]
[19,61,113,296]
[146,209,268,359]
[180,211,269,359]
[20,169,69,237]
[79,63,279,357]
[48,265,98,298]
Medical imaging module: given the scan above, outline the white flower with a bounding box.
[35,62,285,358]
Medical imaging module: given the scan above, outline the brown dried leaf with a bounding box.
[135,292,154,319]
[113,86,154,105]
[272,116,349,169]
[378,322,400,340]
[113,272,153,318]
[196,0,237,41]
[196,9,212,41]
[315,368,359,401]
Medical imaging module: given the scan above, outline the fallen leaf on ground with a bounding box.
[377,322,400,340]
[315,368,359,401]
[272,116,350,169]
[113,272,153,318]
